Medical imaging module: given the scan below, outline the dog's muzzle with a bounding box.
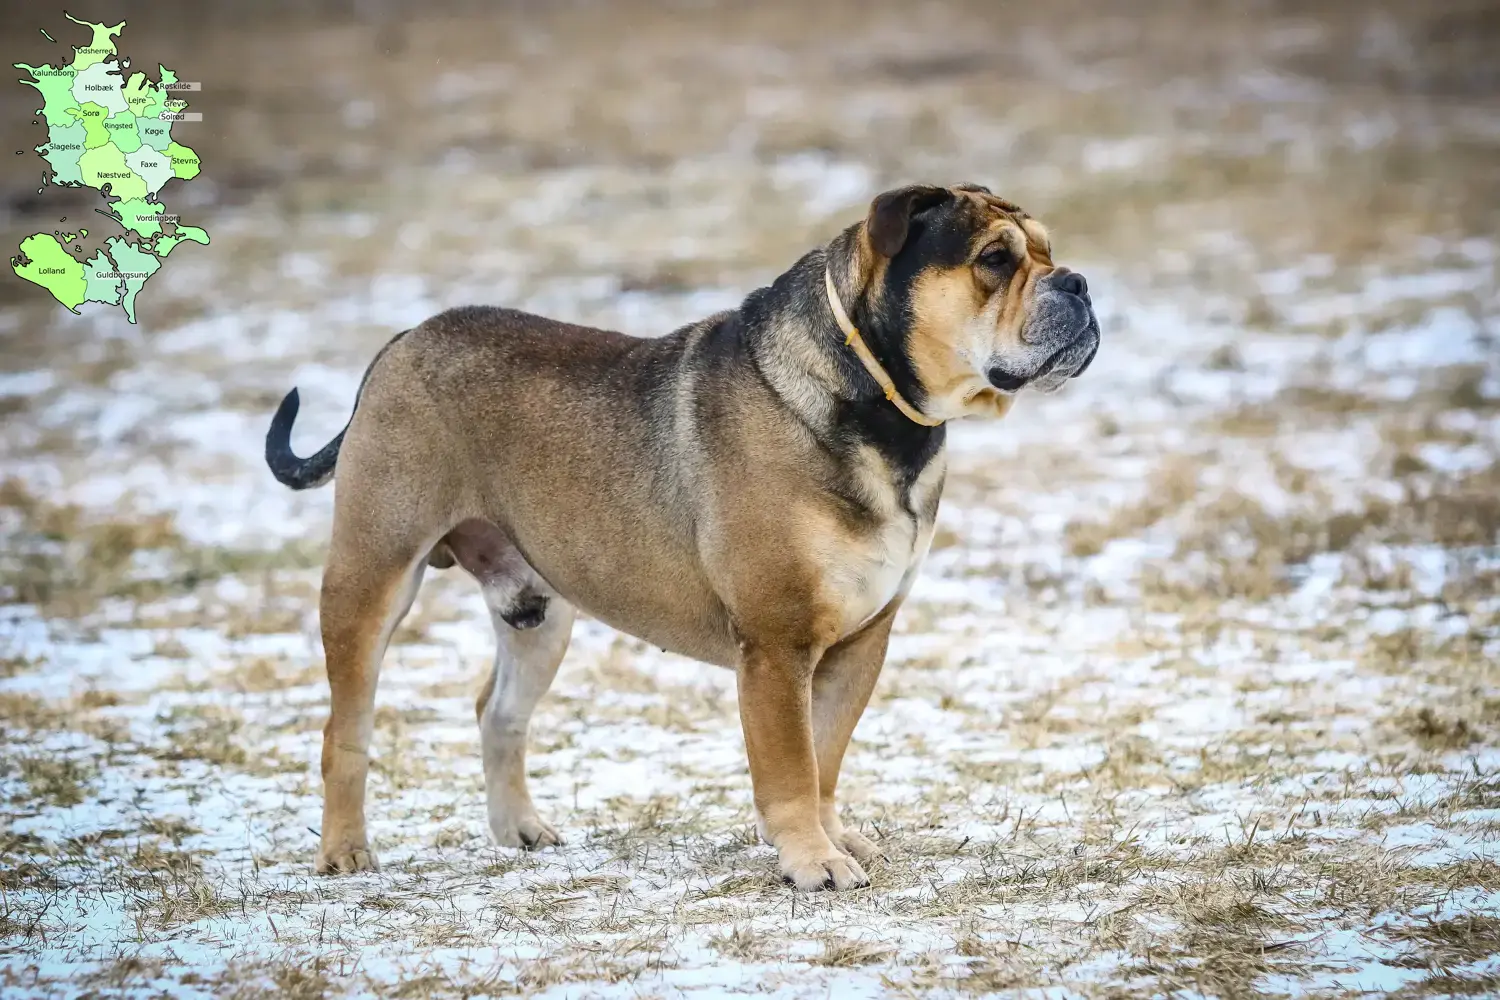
[987,271,1099,394]
[986,335,1097,393]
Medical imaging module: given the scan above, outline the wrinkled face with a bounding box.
[859,183,1100,421]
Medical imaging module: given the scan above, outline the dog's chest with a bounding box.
[818,453,944,637]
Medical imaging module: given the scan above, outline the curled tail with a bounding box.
[265,387,346,490]
[265,328,412,491]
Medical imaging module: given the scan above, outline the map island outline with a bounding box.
[11,12,208,323]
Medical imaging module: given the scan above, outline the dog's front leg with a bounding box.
[812,607,897,864]
[737,641,870,891]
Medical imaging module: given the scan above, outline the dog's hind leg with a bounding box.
[446,520,574,849]
[810,605,898,865]
[316,520,431,875]
[476,595,574,848]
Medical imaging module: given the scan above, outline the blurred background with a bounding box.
[2,2,1499,995]
[5,0,1498,325]
[3,0,1497,538]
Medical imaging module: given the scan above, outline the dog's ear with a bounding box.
[864,185,953,258]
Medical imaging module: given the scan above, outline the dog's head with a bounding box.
[837,183,1099,421]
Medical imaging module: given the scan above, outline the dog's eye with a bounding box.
[978,244,1012,268]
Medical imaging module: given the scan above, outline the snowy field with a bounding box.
[2,2,1499,996]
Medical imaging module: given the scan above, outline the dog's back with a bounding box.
[340,306,745,664]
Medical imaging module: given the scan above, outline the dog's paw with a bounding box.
[779,848,870,891]
[832,826,883,864]
[490,811,563,850]
[315,841,379,875]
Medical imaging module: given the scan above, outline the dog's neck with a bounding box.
[741,234,945,486]
[823,267,943,428]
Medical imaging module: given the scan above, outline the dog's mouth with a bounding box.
[1068,335,1099,379]
[987,334,1095,393]
[985,367,1029,392]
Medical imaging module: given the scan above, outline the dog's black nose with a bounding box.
[1055,269,1088,297]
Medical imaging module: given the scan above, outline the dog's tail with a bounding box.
[264,387,346,490]
[265,329,412,491]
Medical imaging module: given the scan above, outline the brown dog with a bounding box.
[265,183,1099,890]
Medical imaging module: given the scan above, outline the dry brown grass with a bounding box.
[1386,914,1500,968]
[12,755,97,808]
[0,479,324,621]
[1398,707,1479,752]
[1065,459,1200,558]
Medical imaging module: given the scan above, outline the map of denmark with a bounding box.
[11,13,208,323]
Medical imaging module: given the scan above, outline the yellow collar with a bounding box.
[823,266,944,427]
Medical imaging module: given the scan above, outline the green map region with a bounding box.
[11,13,208,323]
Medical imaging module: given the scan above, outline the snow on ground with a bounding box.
[3,3,1499,997]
